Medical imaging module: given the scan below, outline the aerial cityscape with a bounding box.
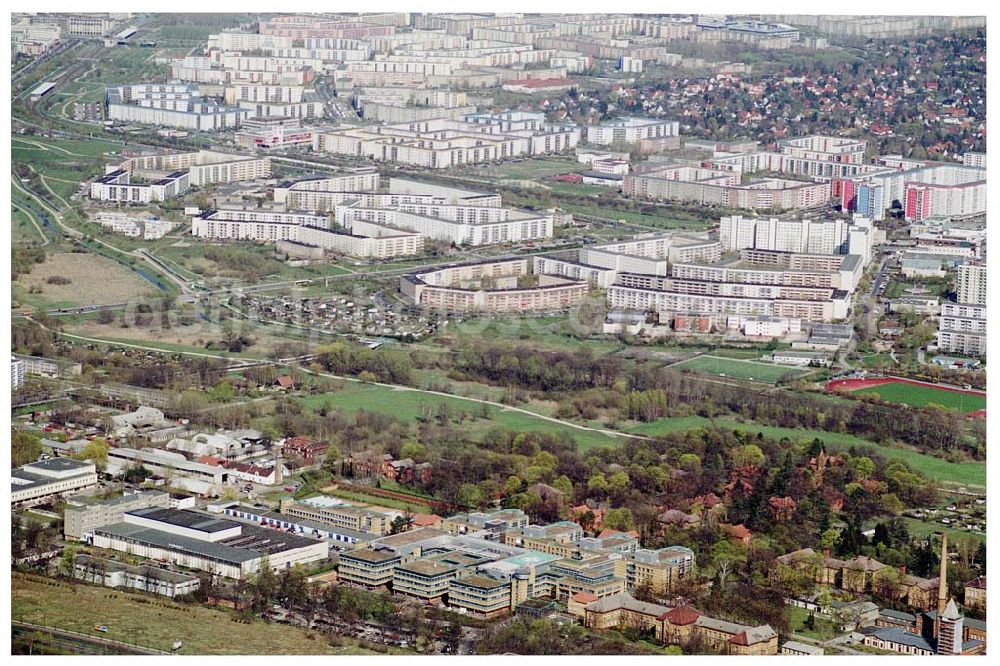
[8,8,988,658]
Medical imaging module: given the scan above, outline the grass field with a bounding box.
[787,605,841,641]
[853,382,986,413]
[151,243,356,283]
[14,252,157,309]
[900,517,985,544]
[298,382,621,450]
[625,417,985,487]
[11,573,378,655]
[464,157,578,181]
[671,355,809,384]
[559,203,711,230]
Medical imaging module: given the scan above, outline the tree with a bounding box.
[587,472,609,494]
[552,475,574,500]
[731,444,765,469]
[504,475,522,496]
[457,483,482,509]
[851,456,876,481]
[711,539,747,591]
[12,430,42,467]
[400,442,427,461]
[604,507,634,532]
[60,544,78,577]
[608,470,630,494]
[390,514,412,535]
[75,437,110,472]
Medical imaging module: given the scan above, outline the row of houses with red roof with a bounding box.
[347,449,433,486]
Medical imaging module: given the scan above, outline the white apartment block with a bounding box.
[116,150,271,188]
[533,256,619,289]
[578,233,721,277]
[224,85,308,105]
[317,117,580,169]
[272,171,381,205]
[191,210,422,259]
[777,135,867,164]
[607,286,848,322]
[12,357,26,390]
[94,212,174,240]
[586,117,679,146]
[337,206,553,247]
[719,215,878,263]
[956,264,987,306]
[90,169,189,204]
[237,99,326,120]
[401,259,588,313]
[937,302,987,357]
[962,153,986,169]
[106,84,248,131]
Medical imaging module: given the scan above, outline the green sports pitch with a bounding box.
[671,355,811,384]
[853,382,986,413]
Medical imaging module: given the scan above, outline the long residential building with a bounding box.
[191,209,423,259]
[624,163,831,210]
[106,84,248,131]
[937,302,987,357]
[401,258,588,313]
[114,150,271,188]
[317,115,580,168]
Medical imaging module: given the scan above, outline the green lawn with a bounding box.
[12,573,380,655]
[298,383,621,450]
[787,605,841,641]
[852,382,986,413]
[464,157,578,180]
[671,355,809,384]
[625,417,985,487]
[899,517,985,544]
[560,204,710,230]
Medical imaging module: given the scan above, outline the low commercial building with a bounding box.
[11,459,99,508]
[73,554,201,598]
[92,507,329,579]
[279,497,391,536]
[106,448,228,492]
[222,503,372,548]
[64,489,171,541]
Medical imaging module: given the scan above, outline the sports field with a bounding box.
[828,378,986,413]
[671,355,810,384]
